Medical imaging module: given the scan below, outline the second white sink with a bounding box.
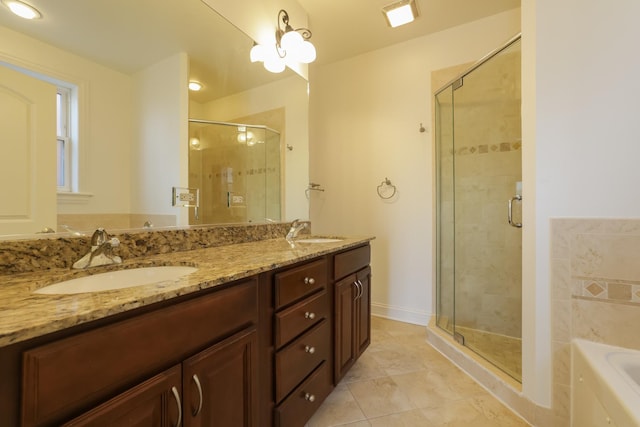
[297,238,343,244]
[34,266,198,295]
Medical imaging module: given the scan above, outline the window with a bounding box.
[56,86,72,191]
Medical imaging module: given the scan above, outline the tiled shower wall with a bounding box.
[550,218,640,425]
[439,46,522,338]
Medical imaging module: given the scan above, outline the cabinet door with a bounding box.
[356,267,372,355]
[63,365,182,427]
[334,274,357,382]
[182,327,258,427]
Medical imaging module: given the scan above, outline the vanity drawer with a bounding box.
[275,289,329,349]
[275,258,327,309]
[275,361,333,427]
[275,319,330,403]
[22,279,258,427]
[334,244,371,280]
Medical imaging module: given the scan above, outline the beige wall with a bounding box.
[309,9,521,325]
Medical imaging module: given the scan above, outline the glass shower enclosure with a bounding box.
[188,119,281,224]
[435,36,522,381]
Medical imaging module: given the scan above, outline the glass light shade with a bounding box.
[298,41,316,64]
[264,55,285,73]
[188,81,202,91]
[3,0,41,19]
[280,30,303,55]
[249,44,265,63]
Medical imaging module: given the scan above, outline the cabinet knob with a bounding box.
[304,345,316,354]
[304,311,316,320]
[304,392,316,402]
[304,277,316,285]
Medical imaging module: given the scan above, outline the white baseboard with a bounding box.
[371,302,430,326]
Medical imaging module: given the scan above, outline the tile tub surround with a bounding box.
[550,218,640,426]
[0,230,372,347]
[0,222,307,274]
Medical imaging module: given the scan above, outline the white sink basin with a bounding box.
[297,238,343,244]
[34,266,198,295]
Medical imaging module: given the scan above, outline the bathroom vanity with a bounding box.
[0,230,372,426]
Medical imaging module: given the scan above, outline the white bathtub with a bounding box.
[572,339,640,427]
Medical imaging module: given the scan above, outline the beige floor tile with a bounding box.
[368,409,432,427]
[307,383,366,427]
[342,351,388,384]
[347,377,414,419]
[304,317,529,427]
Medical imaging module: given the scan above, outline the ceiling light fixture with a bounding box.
[250,9,316,74]
[188,81,202,91]
[382,0,419,28]
[1,0,41,19]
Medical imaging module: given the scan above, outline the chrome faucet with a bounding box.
[72,228,122,269]
[286,219,307,241]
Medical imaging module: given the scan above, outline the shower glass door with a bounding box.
[436,37,522,381]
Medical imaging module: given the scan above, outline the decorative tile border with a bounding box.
[575,278,640,304]
[448,140,522,156]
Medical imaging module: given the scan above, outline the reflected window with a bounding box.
[56,86,72,190]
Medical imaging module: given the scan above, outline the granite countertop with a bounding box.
[0,236,373,348]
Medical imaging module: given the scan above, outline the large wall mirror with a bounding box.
[0,0,309,238]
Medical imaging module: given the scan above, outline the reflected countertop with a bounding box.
[0,236,373,348]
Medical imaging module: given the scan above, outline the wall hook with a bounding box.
[419,123,426,133]
[286,144,294,151]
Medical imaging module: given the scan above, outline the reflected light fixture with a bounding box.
[382,0,419,28]
[250,9,316,74]
[1,0,41,19]
[188,81,202,91]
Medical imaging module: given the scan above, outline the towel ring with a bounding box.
[377,178,397,199]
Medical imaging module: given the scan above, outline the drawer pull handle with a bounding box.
[192,373,203,417]
[304,392,316,402]
[304,277,316,285]
[304,311,316,320]
[304,345,316,354]
[171,386,182,427]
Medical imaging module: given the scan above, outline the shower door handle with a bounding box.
[508,195,523,228]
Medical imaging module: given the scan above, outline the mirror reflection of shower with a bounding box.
[188,119,282,225]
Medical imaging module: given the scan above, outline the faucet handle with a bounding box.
[90,228,109,246]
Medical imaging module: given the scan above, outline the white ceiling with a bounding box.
[0,0,520,101]
[298,0,520,65]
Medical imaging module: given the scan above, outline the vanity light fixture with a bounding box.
[1,0,41,19]
[250,9,316,74]
[382,0,419,28]
[188,81,202,91]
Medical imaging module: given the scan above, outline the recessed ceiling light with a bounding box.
[188,81,202,91]
[2,0,42,20]
[382,0,418,28]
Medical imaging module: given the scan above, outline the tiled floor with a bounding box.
[306,317,529,427]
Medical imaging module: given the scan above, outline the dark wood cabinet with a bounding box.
[2,242,372,427]
[182,327,258,427]
[63,365,182,427]
[333,246,372,383]
[21,278,259,426]
[63,327,257,427]
[272,257,333,426]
